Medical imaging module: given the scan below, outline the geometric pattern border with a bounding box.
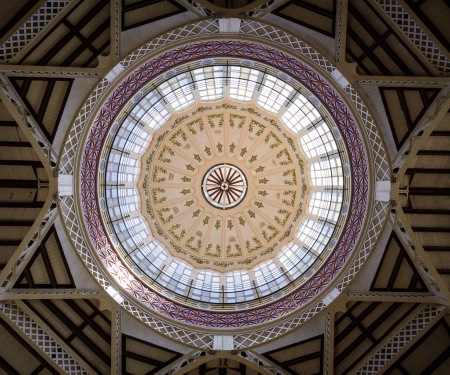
[80,39,369,328]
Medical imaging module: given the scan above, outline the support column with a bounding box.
[111,308,122,375]
[324,310,335,374]
[111,0,121,61]
[335,0,349,67]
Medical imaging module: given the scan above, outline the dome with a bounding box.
[68,21,377,341]
[97,62,351,310]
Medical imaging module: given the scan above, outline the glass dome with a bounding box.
[97,62,350,309]
[74,33,373,330]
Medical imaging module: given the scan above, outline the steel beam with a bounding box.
[417,150,450,156]
[0,240,22,246]
[405,168,450,174]
[0,121,17,127]
[0,180,37,188]
[431,131,450,136]
[0,221,34,227]
[0,141,32,148]
[403,208,450,215]
[0,160,43,167]
[423,246,449,251]
[408,188,450,196]
[111,308,121,375]
[346,292,444,304]
[412,227,450,232]
[0,201,44,208]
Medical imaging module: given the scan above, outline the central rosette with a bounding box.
[202,164,247,209]
[139,101,309,271]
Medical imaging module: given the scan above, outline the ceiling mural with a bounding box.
[140,101,309,270]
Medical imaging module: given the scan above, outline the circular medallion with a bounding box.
[139,101,309,272]
[202,164,247,209]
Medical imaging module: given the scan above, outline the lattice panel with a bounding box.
[158,351,205,375]
[233,302,326,349]
[182,0,212,16]
[0,74,57,165]
[122,300,214,349]
[344,85,390,181]
[337,201,390,291]
[0,0,70,62]
[241,20,335,74]
[241,351,287,375]
[377,0,450,74]
[0,301,88,374]
[385,316,450,373]
[58,195,110,290]
[355,304,444,374]
[0,205,58,290]
[121,19,219,69]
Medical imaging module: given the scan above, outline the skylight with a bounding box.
[100,64,349,307]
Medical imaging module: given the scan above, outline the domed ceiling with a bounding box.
[2,2,449,373]
[74,30,373,333]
